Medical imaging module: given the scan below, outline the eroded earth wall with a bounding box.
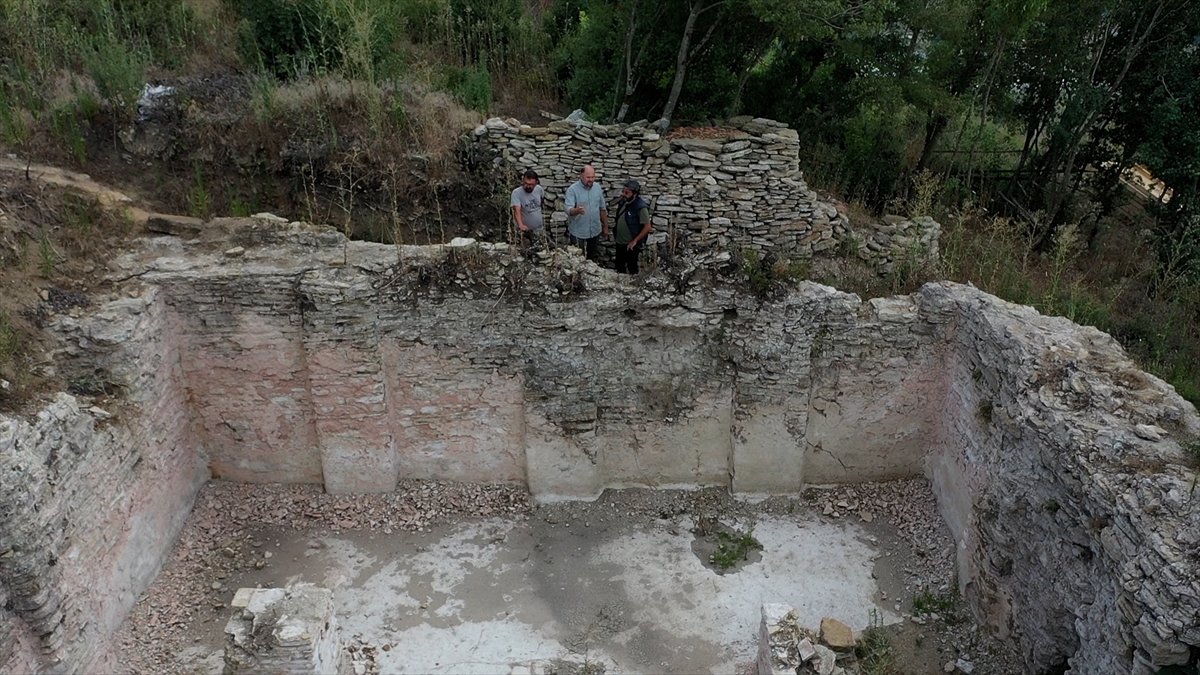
[1,220,1197,674]
[0,290,206,674]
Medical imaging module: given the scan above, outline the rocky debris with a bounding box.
[343,635,378,675]
[819,618,856,652]
[224,584,341,675]
[146,213,204,239]
[807,480,956,594]
[757,605,852,675]
[112,479,531,674]
[855,215,940,275]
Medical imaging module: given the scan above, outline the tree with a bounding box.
[658,0,726,128]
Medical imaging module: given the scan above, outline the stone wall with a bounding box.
[467,116,939,271]
[920,284,1200,674]
[2,218,1197,673]
[0,289,206,674]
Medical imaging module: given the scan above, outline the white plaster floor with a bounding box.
[212,512,899,675]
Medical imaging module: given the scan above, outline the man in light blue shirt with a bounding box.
[563,165,609,262]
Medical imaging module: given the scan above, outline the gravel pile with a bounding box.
[806,480,958,593]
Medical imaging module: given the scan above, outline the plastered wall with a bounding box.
[2,221,1197,674]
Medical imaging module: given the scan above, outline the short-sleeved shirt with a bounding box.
[510,185,545,231]
[564,180,607,239]
[615,204,650,245]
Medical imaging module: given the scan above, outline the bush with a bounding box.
[85,35,147,118]
[442,58,491,113]
[228,0,407,81]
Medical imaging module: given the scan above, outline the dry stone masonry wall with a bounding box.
[0,290,207,674]
[468,116,938,273]
[1,218,1197,674]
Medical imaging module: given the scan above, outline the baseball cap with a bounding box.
[623,179,641,192]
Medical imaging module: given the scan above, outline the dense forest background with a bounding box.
[0,0,1197,406]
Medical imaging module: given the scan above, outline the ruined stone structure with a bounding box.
[223,585,342,675]
[468,116,939,274]
[1,218,1197,673]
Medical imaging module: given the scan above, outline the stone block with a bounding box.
[819,617,855,651]
[224,584,342,675]
[146,213,204,239]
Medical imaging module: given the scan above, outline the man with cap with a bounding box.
[510,169,545,247]
[564,165,609,262]
[613,179,652,274]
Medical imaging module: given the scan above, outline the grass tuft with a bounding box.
[710,528,762,570]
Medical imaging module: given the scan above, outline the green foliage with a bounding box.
[442,57,492,113]
[912,586,957,617]
[856,609,894,675]
[227,0,405,80]
[0,311,19,372]
[976,400,993,423]
[188,163,211,219]
[1042,498,1060,513]
[85,35,147,118]
[741,248,808,298]
[710,528,762,570]
[1183,438,1200,468]
[37,229,59,277]
[51,106,87,164]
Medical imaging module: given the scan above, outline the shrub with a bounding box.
[85,34,147,118]
[856,609,894,675]
[442,58,491,113]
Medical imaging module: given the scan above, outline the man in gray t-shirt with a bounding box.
[564,164,609,262]
[511,169,545,244]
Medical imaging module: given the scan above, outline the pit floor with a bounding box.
[116,481,1022,674]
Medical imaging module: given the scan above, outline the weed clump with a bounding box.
[710,528,762,570]
[912,586,958,618]
[740,248,808,299]
[856,609,893,675]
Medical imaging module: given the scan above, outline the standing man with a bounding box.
[564,165,608,262]
[511,169,545,246]
[613,179,652,274]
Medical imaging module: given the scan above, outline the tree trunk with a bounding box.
[1044,0,1174,226]
[728,28,778,117]
[915,113,948,173]
[660,0,722,129]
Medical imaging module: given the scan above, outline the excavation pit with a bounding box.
[3,224,1198,675]
[115,481,968,675]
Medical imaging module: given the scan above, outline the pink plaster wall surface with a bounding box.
[382,341,527,484]
[174,312,322,483]
[307,345,397,493]
[804,357,945,483]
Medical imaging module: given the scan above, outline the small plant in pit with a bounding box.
[1043,498,1061,514]
[856,608,894,675]
[1183,437,1200,468]
[912,586,957,617]
[710,528,763,570]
